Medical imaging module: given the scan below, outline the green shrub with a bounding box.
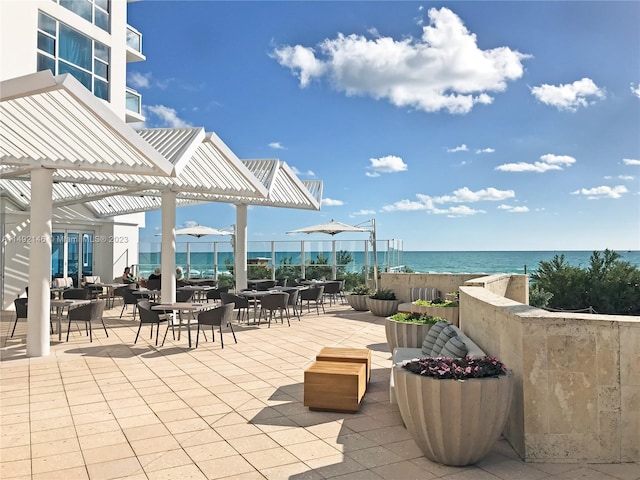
[351,284,374,295]
[414,299,458,307]
[370,288,397,300]
[389,312,443,324]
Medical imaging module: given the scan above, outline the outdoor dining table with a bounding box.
[50,299,91,341]
[151,302,208,348]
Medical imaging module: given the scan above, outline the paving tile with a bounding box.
[86,457,144,480]
[196,454,256,479]
[145,464,208,480]
[243,446,301,470]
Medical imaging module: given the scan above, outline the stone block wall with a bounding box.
[459,286,640,463]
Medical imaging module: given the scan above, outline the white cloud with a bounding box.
[291,166,316,177]
[128,72,151,89]
[631,83,640,99]
[571,185,628,199]
[496,153,576,173]
[382,186,513,215]
[618,175,635,181]
[498,204,529,213]
[351,209,377,216]
[271,7,530,114]
[183,220,198,228]
[476,148,495,154]
[367,155,408,176]
[623,158,640,166]
[530,77,605,111]
[447,144,468,153]
[143,105,191,128]
[269,142,286,150]
[321,198,344,206]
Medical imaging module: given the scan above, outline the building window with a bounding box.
[37,12,110,101]
[55,0,110,32]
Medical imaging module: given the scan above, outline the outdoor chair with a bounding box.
[322,281,342,306]
[299,285,325,315]
[196,303,236,348]
[176,289,194,303]
[66,300,107,342]
[146,278,161,292]
[10,298,28,338]
[220,292,250,322]
[285,288,301,321]
[259,292,290,327]
[116,286,146,320]
[62,288,91,300]
[206,286,229,304]
[135,300,172,346]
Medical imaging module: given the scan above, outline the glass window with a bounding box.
[55,0,110,32]
[59,24,92,70]
[37,12,110,101]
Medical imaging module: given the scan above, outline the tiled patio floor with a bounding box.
[1,300,638,480]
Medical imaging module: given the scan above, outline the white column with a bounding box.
[331,240,337,280]
[27,168,53,357]
[235,204,248,291]
[161,190,176,303]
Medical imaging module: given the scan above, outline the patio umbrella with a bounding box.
[157,225,232,278]
[286,220,367,236]
[287,219,378,289]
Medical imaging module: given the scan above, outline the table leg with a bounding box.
[187,311,192,348]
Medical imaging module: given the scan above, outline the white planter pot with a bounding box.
[345,294,369,311]
[384,318,433,353]
[366,298,400,317]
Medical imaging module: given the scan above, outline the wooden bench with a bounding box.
[315,347,372,382]
[304,361,366,413]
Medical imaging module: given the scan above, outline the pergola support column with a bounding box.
[26,168,53,357]
[235,204,248,291]
[161,190,176,303]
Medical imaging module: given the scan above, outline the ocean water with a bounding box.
[138,250,640,277]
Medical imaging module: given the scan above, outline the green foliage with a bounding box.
[351,284,374,295]
[414,299,458,307]
[389,312,443,324]
[529,284,553,308]
[531,249,640,315]
[370,288,397,300]
[216,274,234,288]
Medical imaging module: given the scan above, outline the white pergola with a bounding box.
[1,72,323,356]
[1,71,175,357]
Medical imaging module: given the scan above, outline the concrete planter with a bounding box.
[366,298,400,317]
[410,303,459,326]
[393,367,514,466]
[345,294,370,311]
[384,318,433,353]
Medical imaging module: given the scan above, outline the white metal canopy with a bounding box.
[0,71,174,177]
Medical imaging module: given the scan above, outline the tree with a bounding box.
[531,249,640,315]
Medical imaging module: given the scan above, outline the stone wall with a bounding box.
[459,286,640,463]
[380,272,529,304]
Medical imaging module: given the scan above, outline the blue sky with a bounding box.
[130,1,640,251]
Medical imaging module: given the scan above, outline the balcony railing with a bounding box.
[125,88,142,115]
[126,25,145,62]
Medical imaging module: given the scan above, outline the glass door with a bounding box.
[51,230,94,287]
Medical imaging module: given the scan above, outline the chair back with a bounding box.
[323,281,341,294]
[14,298,28,319]
[68,300,105,321]
[286,288,299,306]
[197,303,234,326]
[206,286,229,301]
[176,289,194,303]
[83,276,101,285]
[260,292,289,310]
[221,292,249,308]
[137,300,161,324]
[146,278,161,291]
[256,280,277,291]
[301,285,324,301]
[276,278,287,287]
[63,288,91,300]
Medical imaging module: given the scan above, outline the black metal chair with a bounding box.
[299,285,325,315]
[115,286,146,320]
[281,287,300,321]
[176,289,194,303]
[146,278,161,292]
[206,286,230,304]
[196,303,236,348]
[322,281,342,306]
[135,300,171,346]
[10,298,28,338]
[259,292,290,327]
[220,292,250,322]
[66,300,107,342]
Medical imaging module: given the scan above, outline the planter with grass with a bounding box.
[384,312,442,353]
[345,284,373,311]
[366,288,400,317]
[410,298,460,326]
